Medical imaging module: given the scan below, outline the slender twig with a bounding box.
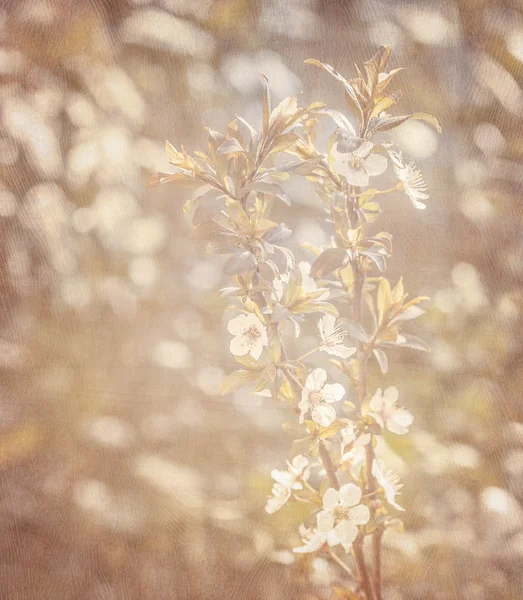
[352,258,382,600]
[295,346,320,363]
[318,440,339,490]
[328,549,355,578]
[353,534,375,600]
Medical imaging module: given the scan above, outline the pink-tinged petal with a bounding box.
[382,386,399,407]
[305,368,328,392]
[322,382,345,403]
[339,483,362,508]
[311,402,336,427]
[322,488,339,511]
[229,335,249,356]
[332,519,358,549]
[369,388,384,412]
[227,314,248,335]
[317,509,336,533]
[364,153,388,176]
[349,504,370,525]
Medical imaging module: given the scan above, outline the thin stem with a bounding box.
[295,346,319,363]
[353,534,375,600]
[352,258,382,600]
[318,440,339,490]
[328,549,355,579]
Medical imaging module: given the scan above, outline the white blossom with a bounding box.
[389,150,429,209]
[368,386,413,435]
[331,140,388,187]
[227,312,267,359]
[372,459,405,511]
[292,523,329,554]
[266,454,311,514]
[293,483,370,553]
[318,315,356,359]
[298,368,345,427]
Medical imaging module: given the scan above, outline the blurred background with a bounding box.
[0,0,523,598]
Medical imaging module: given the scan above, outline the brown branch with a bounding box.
[353,534,375,600]
[318,440,339,490]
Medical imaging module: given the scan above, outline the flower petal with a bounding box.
[293,530,326,554]
[321,383,345,403]
[349,504,370,525]
[297,397,309,424]
[364,153,388,176]
[317,509,335,532]
[331,519,358,549]
[339,483,362,508]
[322,488,339,511]
[369,388,384,412]
[311,402,337,427]
[344,166,370,187]
[291,454,309,474]
[249,338,264,359]
[229,335,250,356]
[305,368,328,392]
[382,386,399,407]
[227,314,248,335]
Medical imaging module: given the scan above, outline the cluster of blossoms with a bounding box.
[149,46,439,599]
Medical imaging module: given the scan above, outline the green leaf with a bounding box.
[310,248,349,278]
[217,138,246,154]
[305,59,364,123]
[223,251,257,275]
[400,334,431,352]
[290,436,319,459]
[343,319,370,343]
[373,348,388,375]
[318,420,347,439]
[377,277,393,324]
[368,112,442,135]
[221,369,260,395]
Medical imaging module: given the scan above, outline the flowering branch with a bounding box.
[147,45,439,600]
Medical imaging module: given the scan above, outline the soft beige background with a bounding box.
[0,0,522,598]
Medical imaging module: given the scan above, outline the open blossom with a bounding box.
[389,150,429,209]
[372,459,405,511]
[227,313,267,359]
[293,483,370,553]
[368,386,413,435]
[318,315,356,359]
[266,455,310,514]
[298,368,345,427]
[331,140,388,187]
